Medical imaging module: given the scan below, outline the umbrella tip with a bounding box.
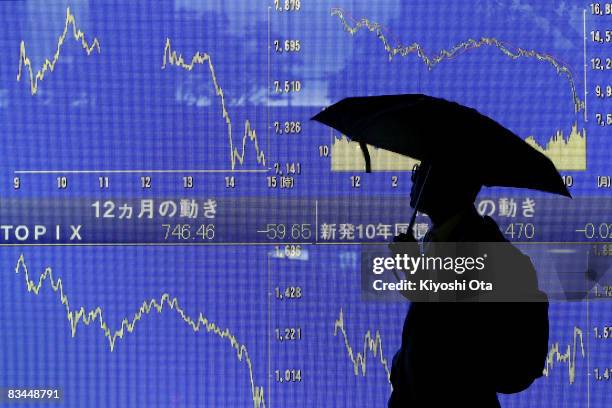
[310,108,325,121]
[559,179,572,198]
[558,184,572,198]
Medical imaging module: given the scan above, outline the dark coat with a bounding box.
[388,208,549,407]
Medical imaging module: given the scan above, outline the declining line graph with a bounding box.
[333,308,392,384]
[14,254,266,408]
[330,7,584,114]
[329,8,587,171]
[543,326,586,385]
[16,7,101,95]
[162,38,267,171]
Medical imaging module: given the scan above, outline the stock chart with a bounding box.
[0,0,610,407]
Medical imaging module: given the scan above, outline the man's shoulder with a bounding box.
[462,214,507,242]
[481,215,507,241]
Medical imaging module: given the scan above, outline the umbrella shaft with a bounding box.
[407,164,431,237]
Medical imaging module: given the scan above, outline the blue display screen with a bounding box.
[0,1,610,407]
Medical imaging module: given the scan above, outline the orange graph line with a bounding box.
[161,38,267,170]
[17,7,101,95]
[333,308,392,384]
[331,7,584,113]
[14,254,266,408]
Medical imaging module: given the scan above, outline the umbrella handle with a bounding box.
[407,208,418,237]
[359,142,371,173]
[407,163,431,236]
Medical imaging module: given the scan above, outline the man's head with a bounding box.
[410,161,481,224]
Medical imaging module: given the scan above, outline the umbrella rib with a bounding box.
[358,142,372,173]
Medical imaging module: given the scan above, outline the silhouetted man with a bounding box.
[388,161,549,407]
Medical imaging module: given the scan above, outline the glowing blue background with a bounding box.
[0,246,609,407]
[0,1,610,407]
[0,0,608,197]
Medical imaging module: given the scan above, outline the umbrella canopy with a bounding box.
[312,93,571,197]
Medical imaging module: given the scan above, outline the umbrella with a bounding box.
[311,93,571,198]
